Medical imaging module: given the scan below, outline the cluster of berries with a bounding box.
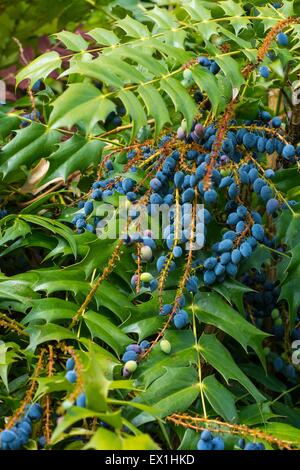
[65,358,86,408]
[259,32,289,78]
[0,403,42,450]
[196,430,266,451]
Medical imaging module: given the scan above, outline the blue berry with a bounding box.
[84,201,93,216]
[251,224,264,241]
[122,350,137,362]
[201,430,213,441]
[260,185,273,202]
[231,249,241,264]
[204,270,216,285]
[282,144,295,160]
[65,370,77,384]
[186,275,199,293]
[218,239,233,253]
[240,241,252,257]
[204,257,217,269]
[160,304,172,316]
[76,392,87,408]
[27,403,43,421]
[259,66,270,78]
[66,357,75,371]
[212,436,225,450]
[204,189,217,204]
[140,340,150,350]
[173,313,187,329]
[271,116,281,128]
[197,439,213,451]
[277,32,288,46]
[182,188,195,203]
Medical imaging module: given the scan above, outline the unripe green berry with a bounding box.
[183,68,193,81]
[263,346,271,356]
[181,119,187,132]
[275,317,282,326]
[62,399,74,410]
[160,339,171,354]
[181,78,192,88]
[140,272,153,283]
[271,308,280,320]
[220,169,231,177]
[125,360,137,373]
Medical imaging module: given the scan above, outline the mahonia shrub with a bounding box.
[0,0,300,451]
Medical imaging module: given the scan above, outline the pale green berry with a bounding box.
[181,78,192,88]
[160,339,171,354]
[183,68,193,81]
[140,272,153,283]
[220,168,231,177]
[62,399,74,410]
[271,308,280,320]
[275,317,283,326]
[181,119,187,132]
[125,360,137,373]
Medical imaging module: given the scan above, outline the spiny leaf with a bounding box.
[199,334,265,403]
[16,51,61,87]
[48,83,116,133]
[55,31,88,52]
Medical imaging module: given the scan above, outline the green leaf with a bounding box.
[19,214,77,257]
[51,408,122,443]
[41,135,105,184]
[105,46,167,75]
[218,1,249,35]
[117,15,149,38]
[0,341,20,391]
[135,330,195,386]
[199,334,265,402]
[84,310,131,355]
[61,60,124,88]
[262,422,300,445]
[203,375,238,422]
[35,375,73,398]
[145,6,178,30]
[0,112,20,139]
[239,403,277,426]
[49,83,116,133]
[214,55,245,90]
[16,52,61,87]
[55,31,88,52]
[23,298,77,325]
[193,292,267,366]
[182,2,218,40]
[118,89,147,139]
[239,244,272,272]
[138,84,170,139]
[80,347,110,412]
[85,427,159,450]
[213,280,253,313]
[131,366,198,426]
[88,28,119,46]
[25,324,77,351]
[191,66,223,114]
[0,278,39,307]
[0,219,31,247]
[0,123,61,179]
[160,77,197,131]
[279,279,300,324]
[276,206,300,249]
